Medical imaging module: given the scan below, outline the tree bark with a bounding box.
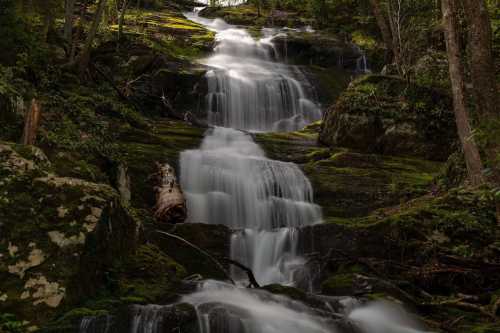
[441,0,485,187]
[368,0,394,63]
[21,99,41,146]
[78,0,108,75]
[463,0,500,224]
[64,0,76,47]
[462,0,498,119]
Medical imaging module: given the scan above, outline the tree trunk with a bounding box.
[441,0,485,187]
[21,99,41,146]
[154,163,187,224]
[368,0,394,63]
[64,0,76,47]
[78,0,108,75]
[70,3,86,62]
[117,0,130,42]
[463,0,498,119]
[386,0,402,74]
[463,0,500,224]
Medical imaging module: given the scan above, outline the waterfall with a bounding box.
[79,316,112,333]
[182,280,335,333]
[182,9,322,287]
[82,8,431,333]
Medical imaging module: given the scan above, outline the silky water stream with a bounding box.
[80,7,431,333]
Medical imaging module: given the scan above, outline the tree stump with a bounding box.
[154,163,187,224]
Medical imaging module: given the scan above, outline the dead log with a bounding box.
[154,163,187,224]
[21,99,41,145]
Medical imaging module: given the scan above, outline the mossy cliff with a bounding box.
[0,142,138,328]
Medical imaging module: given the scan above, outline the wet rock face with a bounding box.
[319,75,457,161]
[77,303,199,333]
[0,142,138,326]
[256,129,443,219]
[272,32,362,70]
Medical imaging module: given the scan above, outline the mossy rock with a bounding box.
[151,223,231,280]
[319,75,457,161]
[0,142,138,327]
[112,244,187,303]
[273,31,361,70]
[321,273,356,296]
[257,130,443,218]
[117,120,205,212]
[300,187,499,295]
[262,284,309,303]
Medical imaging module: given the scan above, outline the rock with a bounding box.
[116,120,205,211]
[256,129,443,218]
[319,75,457,161]
[151,223,231,280]
[0,142,139,326]
[299,187,499,295]
[272,32,362,70]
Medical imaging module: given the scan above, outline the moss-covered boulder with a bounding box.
[300,187,499,294]
[110,244,187,304]
[0,142,139,327]
[319,75,457,161]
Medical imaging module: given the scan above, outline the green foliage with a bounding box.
[0,313,26,333]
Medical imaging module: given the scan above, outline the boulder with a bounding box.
[319,75,457,161]
[151,223,231,280]
[0,142,139,327]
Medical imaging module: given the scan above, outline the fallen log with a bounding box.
[154,163,187,224]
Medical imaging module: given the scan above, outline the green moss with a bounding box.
[0,313,28,333]
[321,273,355,295]
[262,284,309,303]
[320,75,456,161]
[111,244,187,303]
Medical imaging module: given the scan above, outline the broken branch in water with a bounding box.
[220,257,261,288]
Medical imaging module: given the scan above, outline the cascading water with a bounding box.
[80,7,431,333]
[181,8,322,287]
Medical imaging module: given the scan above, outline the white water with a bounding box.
[181,9,322,286]
[185,10,322,132]
[80,8,431,333]
[183,280,334,333]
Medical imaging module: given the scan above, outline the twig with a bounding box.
[220,257,260,288]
